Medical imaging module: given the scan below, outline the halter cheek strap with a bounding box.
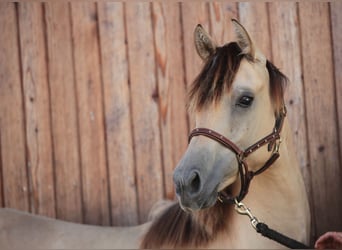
[188,106,287,203]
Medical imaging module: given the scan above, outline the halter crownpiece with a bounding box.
[188,105,287,204]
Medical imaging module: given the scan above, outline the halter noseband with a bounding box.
[188,106,287,204]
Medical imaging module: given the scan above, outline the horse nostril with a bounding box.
[175,181,182,196]
[189,171,201,194]
[173,171,185,197]
[174,169,202,197]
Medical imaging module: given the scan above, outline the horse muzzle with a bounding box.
[173,167,219,211]
[173,145,238,211]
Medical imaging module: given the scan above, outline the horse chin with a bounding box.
[218,185,234,201]
[177,189,219,212]
[178,197,218,213]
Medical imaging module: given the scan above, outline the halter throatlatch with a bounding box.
[188,106,287,204]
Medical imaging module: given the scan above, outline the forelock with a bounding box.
[188,42,244,112]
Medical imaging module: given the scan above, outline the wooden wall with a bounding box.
[0,2,341,243]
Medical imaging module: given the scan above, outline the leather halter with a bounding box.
[188,106,287,204]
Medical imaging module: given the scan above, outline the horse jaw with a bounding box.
[217,175,237,192]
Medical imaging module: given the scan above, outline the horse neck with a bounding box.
[207,120,310,248]
[236,119,310,243]
[242,120,306,206]
[252,119,306,197]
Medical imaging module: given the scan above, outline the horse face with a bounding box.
[173,20,276,211]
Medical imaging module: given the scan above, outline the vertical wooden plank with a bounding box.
[330,2,342,165]
[0,3,29,211]
[71,2,110,225]
[125,2,164,223]
[299,2,342,238]
[152,2,188,200]
[209,2,238,45]
[98,2,138,226]
[44,2,82,223]
[0,130,3,206]
[238,3,272,60]
[268,3,314,242]
[180,2,210,129]
[18,3,55,217]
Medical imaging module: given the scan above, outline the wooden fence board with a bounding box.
[331,2,342,167]
[97,2,138,226]
[0,2,341,235]
[125,2,164,223]
[18,3,55,217]
[0,130,2,206]
[44,2,82,223]
[71,3,110,225]
[152,2,188,200]
[209,2,238,45]
[268,2,309,184]
[268,3,314,241]
[180,2,210,130]
[238,2,272,60]
[299,2,342,238]
[0,3,29,211]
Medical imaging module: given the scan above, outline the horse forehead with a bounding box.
[232,59,269,91]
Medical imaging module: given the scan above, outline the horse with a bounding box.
[140,19,310,248]
[0,19,310,249]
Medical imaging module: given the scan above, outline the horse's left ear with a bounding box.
[194,24,217,61]
[231,19,256,60]
[232,19,266,63]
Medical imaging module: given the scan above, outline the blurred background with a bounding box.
[0,2,341,244]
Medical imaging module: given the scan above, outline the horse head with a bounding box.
[173,20,286,211]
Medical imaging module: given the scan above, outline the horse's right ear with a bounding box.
[194,24,216,60]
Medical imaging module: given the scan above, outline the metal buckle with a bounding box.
[281,105,287,116]
[234,199,259,230]
[236,152,245,164]
[273,138,282,154]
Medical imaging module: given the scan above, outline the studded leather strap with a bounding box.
[188,106,287,203]
[189,128,243,156]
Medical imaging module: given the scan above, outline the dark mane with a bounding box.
[266,60,288,116]
[188,42,243,111]
[140,42,289,249]
[188,41,288,116]
[140,201,231,248]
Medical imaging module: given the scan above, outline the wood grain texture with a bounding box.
[71,2,110,225]
[125,2,164,223]
[152,2,188,200]
[209,2,238,45]
[18,3,55,217]
[268,2,314,242]
[330,2,342,170]
[299,2,342,238]
[44,2,82,223]
[0,3,30,211]
[98,2,138,226]
[180,2,210,130]
[0,130,2,206]
[268,2,309,176]
[238,2,272,60]
[0,3,341,231]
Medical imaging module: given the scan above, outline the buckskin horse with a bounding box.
[0,19,310,249]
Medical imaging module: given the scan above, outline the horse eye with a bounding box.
[237,95,254,108]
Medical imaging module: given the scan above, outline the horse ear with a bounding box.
[231,19,256,60]
[194,24,216,60]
